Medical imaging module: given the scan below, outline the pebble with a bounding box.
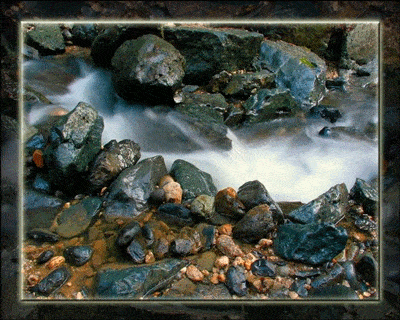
[186,265,204,282]
[218,224,233,236]
[126,240,145,264]
[115,221,142,247]
[64,246,94,267]
[251,259,277,277]
[37,250,55,265]
[215,256,230,269]
[29,267,71,297]
[232,256,245,267]
[225,265,248,297]
[214,187,246,219]
[216,234,244,258]
[145,251,155,264]
[46,256,65,270]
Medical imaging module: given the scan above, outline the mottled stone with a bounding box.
[225,265,248,297]
[214,187,246,220]
[29,267,71,296]
[350,178,378,217]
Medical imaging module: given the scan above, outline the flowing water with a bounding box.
[23,56,379,203]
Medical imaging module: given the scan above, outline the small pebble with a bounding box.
[215,256,230,269]
[289,291,299,299]
[218,224,233,236]
[232,256,244,267]
[46,256,65,270]
[210,273,219,284]
[186,265,204,282]
[218,273,226,283]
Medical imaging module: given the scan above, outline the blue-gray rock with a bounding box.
[26,133,46,155]
[141,225,155,248]
[170,238,194,257]
[225,265,248,297]
[96,258,189,299]
[354,214,377,232]
[115,221,142,248]
[29,267,71,297]
[88,139,141,193]
[163,26,264,85]
[64,245,93,267]
[106,155,168,217]
[126,240,145,264]
[195,223,216,251]
[274,222,348,265]
[251,259,277,277]
[243,88,301,124]
[111,34,185,104]
[25,24,66,56]
[43,102,104,195]
[355,253,378,285]
[309,284,359,300]
[157,203,194,227]
[27,228,60,244]
[349,178,378,216]
[290,279,309,297]
[71,24,99,47]
[31,174,52,194]
[310,263,344,290]
[259,40,327,107]
[170,159,217,201]
[288,183,348,225]
[237,180,284,224]
[54,197,102,238]
[308,105,342,123]
[341,261,363,291]
[37,250,55,265]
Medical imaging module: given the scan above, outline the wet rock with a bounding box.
[126,240,146,264]
[157,203,194,227]
[37,250,55,265]
[170,159,217,201]
[290,279,309,298]
[115,221,142,247]
[153,237,170,260]
[216,235,243,258]
[163,26,264,85]
[225,265,248,297]
[160,175,182,204]
[148,188,166,206]
[288,183,348,225]
[308,105,342,123]
[186,265,204,282]
[29,267,71,297]
[233,204,276,243]
[31,174,52,194]
[64,245,93,267]
[354,214,377,233]
[88,139,141,193]
[310,263,344,290]
[355,253,378,285]
[325,77,347,91]
[54,197,102,238]
[195,223,216,251]
[251,259,277,277]
[237,180,284,224]
[274,223,348,265]
[111,34,185,104]
[96,258,189,299]
[349,178,378,217]
[195,251,217,272]
[214,187,246,220]
[162,277,197,298]
[243,88,301,125]
[71,24,99,47]
[318,126,337,138]
[170,238,194,257]
[141,225,155,248]
[25,24,66,56]
[26,133,46,155]
[43,102,104,195]
[106,155,168,217]
[258,39,327,106]
[309,284,359,300]
[192,283,232,299]
[190,194,215,221]
[27,228,60,244]
[341,261,363,291]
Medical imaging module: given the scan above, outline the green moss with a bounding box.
[300,57,317,69]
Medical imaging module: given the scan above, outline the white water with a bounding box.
[25,59,379,203]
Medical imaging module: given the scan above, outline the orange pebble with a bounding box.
[32,149,44,168]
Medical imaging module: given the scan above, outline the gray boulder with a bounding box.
[25,24,65,56]
[111,34,185,104]
[346,24,379,65]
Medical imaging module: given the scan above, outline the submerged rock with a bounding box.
[355,253,378,285]
[96,258,189,299]
[64,245,93,267]
[27,228,60,244]
[126,240,146,264]
[115,221,142,248]
[111,34,185,104]
[274,222,348,265]
[309,284,359,300]
[214,187,246,220]
[157,203,194,227]
[349,178,378,217]
[29,267,71,297]
[251,259,277,277]
[225,265,248,297]
[308,105,342,123]
[37,250,55,265]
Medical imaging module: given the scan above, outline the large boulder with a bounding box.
[111,34,185,104]
[346,24,379,65]
[25,24,65,56]
[105,155,168,217]
[258,40,327,107]
[288,183,349,224]
[43,102,104,195]
[163,26,264,85]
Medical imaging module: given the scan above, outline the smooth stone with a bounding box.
[170,238,194,257]
[195,223,216,251]
[350,178,378,216]
[29,267,71,296]
[214,187,246,220]
[190,194,216,221]
[251,259,277,277]
[310,263,345,289]
[157,203,194,227]
[96,258,189,299]
[290,279,309,297]
[26,228,60,244]
[225,265,248,297]
[309,284,359,300]
[64,245,93,267]
[355,253,378,285]
[148,188,166,206]
[37,250,55,265]
[115,221,142,248]
[126,240,145,264]
[274,222,348,265]
[341,261,363,291]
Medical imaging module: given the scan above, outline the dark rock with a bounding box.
[31,174,52,194]
[354,214,377,232]
[258,40,327,106]
[43,102,104,195]
[274,223,348,265]
[309,284,359,300]
[148,188,166,206]
[111,34,185,104]
[64,245,93,267]
[25,25,66,56]
[308,105,342,123]
[224,104,246,128]
[349,178,378,217]
[88,139,141,193]
[341,261,363,291]
[237,180,284,224]
[170,238,194,257]
[310,263,344,289]
[243,88,301,124]
[106,155,168,217]
[29,267,71,297]
[195,223,216,251]
[154,237,170,260]
[355,253,378,285]
[293,269,322,278]
[225,265,248,297]
[54,197,102,238]
[37,250,55,265]
[25,133,46,155]
[318,126,337,138]
[141,225,155,248]
[96,258,189,299]
[126,240,146,264]
[24,189,64,211]
[269,288,290,298]
[290,279,309,297]
[170,159,217,201]
[71,24,99,47]
[115,221,142,247]
[163,26,264,85]
[325,77,347,91]
[288,183,348,225]
[251,259,277,277]
[27,228,60,244]
[214,187,246,220]
[233,204,276,243]
[157,203,194,227]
